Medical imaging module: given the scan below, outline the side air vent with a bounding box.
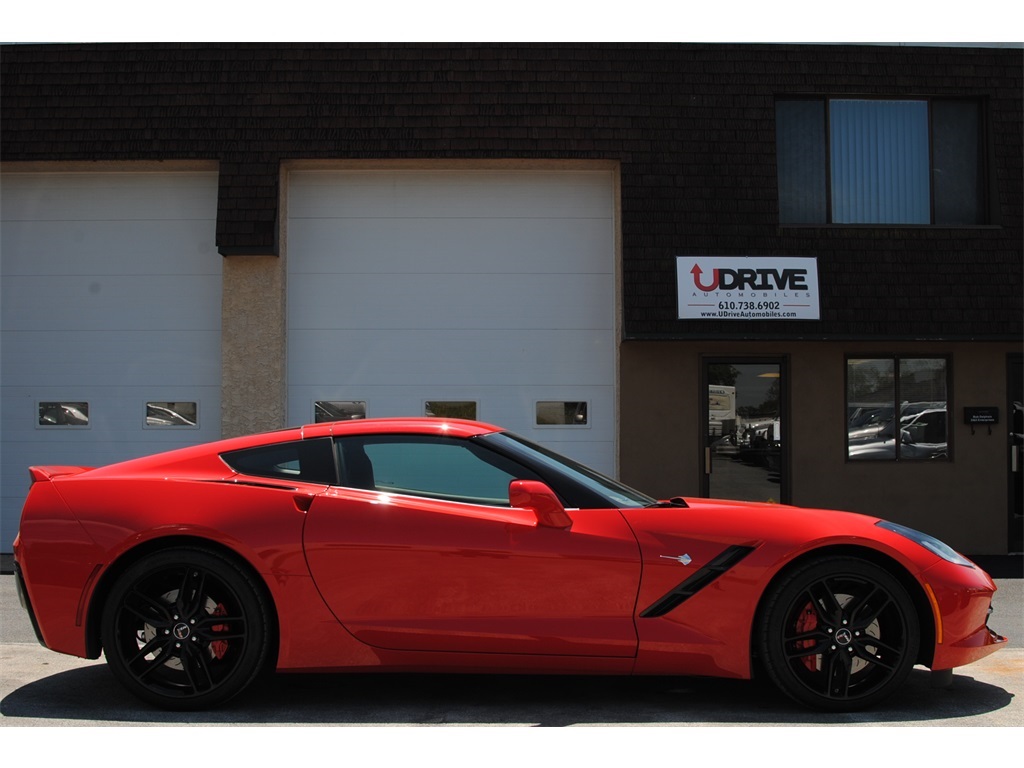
[640,544,756,618]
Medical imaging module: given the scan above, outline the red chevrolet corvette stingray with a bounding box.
[13,418,1006,711]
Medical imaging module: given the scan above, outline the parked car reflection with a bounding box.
[848,401,945,441]
[146,403,197,427]
[315,401,367,422]
[848,407,947,460]
[38,402,89,426]
[712,419,782,484]
[847,405,894,438]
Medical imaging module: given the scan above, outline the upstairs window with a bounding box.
[776,98,985,225]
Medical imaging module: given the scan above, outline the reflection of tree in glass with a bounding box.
[709,364,740,387]
[899,359,947,403]
[711,364,779,419]
[744,378,780,420]
[847,359,894,402]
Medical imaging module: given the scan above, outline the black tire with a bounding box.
[100,546,270,710]
[758,556,919,711]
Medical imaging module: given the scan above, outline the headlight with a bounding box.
[876,520,975,567]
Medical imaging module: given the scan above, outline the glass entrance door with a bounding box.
[703,360,786,503]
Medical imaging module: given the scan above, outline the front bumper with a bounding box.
[921,558,1007,671]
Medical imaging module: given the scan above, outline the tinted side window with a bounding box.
[335,435,537,506]
[222,437,337,484]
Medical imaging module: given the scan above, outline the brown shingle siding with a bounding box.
[2,42,1020,340]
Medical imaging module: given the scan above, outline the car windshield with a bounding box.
[479,431,656,509]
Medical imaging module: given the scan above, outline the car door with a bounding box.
[303,434,641,657]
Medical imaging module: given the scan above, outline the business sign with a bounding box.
[963,406,999,425]
[677,256,820,320]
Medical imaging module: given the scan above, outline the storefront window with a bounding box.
[847,357,948,461]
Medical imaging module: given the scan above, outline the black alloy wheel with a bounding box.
[100,547,270,710]
[759,556,920,711]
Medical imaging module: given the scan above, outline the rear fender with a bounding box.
[16,478,105,657]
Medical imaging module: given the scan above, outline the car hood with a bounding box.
[620,497,933,574]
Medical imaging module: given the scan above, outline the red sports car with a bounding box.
[12,418,1006,711]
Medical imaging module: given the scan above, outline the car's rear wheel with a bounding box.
[100,546,270,710]
[758,555,919,711]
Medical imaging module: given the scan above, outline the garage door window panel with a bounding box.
[424,401,477,420]
[314,400,366,422]
[145,401,198,428]
[536,401,589,426]
[37,401,89,427]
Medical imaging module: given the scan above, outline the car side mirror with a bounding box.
[509,480,573,530]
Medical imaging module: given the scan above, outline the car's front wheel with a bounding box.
[758,555,920,711]
[100,546,271,710]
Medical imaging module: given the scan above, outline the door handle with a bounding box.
[705,447,712,475]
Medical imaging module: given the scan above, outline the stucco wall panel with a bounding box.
[620,340,1015,554]
[221,255,286,437]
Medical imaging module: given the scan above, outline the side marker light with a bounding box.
[923,582,943,645]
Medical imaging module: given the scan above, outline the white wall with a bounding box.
[1,171,222,550]
[286,168,618,473]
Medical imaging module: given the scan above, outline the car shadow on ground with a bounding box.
[1,665,1015,726]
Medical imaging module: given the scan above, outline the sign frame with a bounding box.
[676,256,821,321]
[964,406,999,425]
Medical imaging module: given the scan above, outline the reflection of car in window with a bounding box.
[847,401,945,441]
[314,400,365,422]
[847,405,893,433]
[38,402,89,426]
[848,408,947,460]
[146,404,197,427]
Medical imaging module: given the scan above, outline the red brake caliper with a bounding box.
[210,603,229,660]
[795,602,818,671]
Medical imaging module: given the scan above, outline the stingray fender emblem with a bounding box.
[660,554,692,566]
[641,545,757,618]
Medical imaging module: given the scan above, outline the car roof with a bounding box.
[70,418,507,479]
[299,417,503,441]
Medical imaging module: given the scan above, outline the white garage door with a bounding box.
[0,172,222,550]
[287,168,617,474]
